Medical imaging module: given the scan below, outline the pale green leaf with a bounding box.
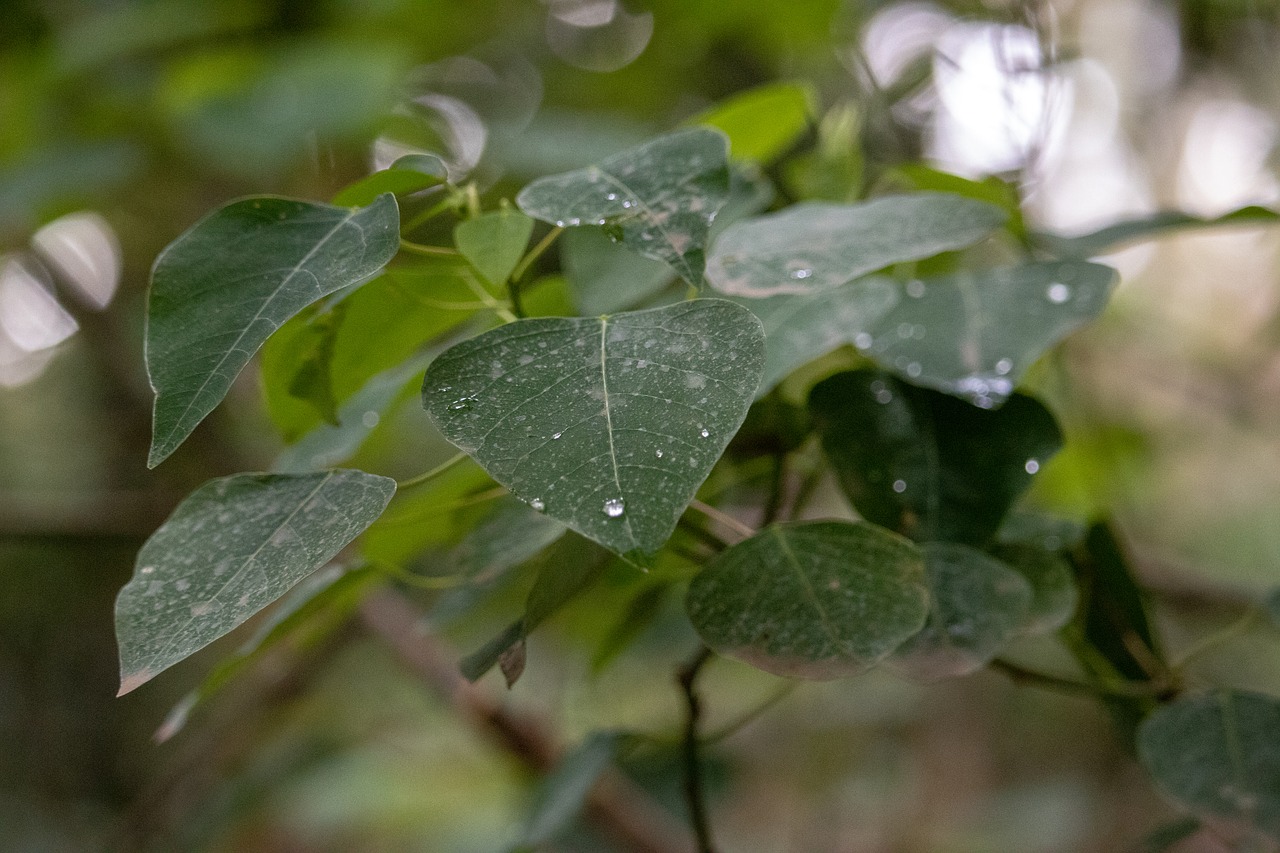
[115,470,395,694]
[331,153,447,207]
[861,261,1117,408]
[692,82,813,165]
[516,127,730,284]
[147,194,399,466]
[421,299,765,556]
[705,193,1006,297]
[1138,689,1280,842]
[686,521,929,679]
[889,542,1032,681]
[454,208,535,287]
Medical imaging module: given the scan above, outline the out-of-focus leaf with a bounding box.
[421,300,765,556]
[989,542,1078,635]
[560,226,674,316]
[705,193,1006,298]
[147,194,399,466]
[1266,588,1280,629]
[686,521,928,679]
[881,164,1025,240]
[692,82,813,165]
[809,370,1063,545]
[783,101,863,202]
[861,261,1117,408]
[1036,206,1280,259]
[455,208,535,287]
[331,154,447,207]
[517,127,730,284]
[0,141,141,233]
[115,470,395,694]
[1135,817,1203,853]
[889,542,1032,681]
[447,495,567,584]
[516,732,623,848]
[1139,690,1280,842]
[592,584,669,673]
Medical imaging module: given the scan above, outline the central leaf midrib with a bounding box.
[772,527,844,655]
[598,317,638,549]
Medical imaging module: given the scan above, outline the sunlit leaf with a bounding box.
[1139,689,1280,842]
[860,261,1117,408]
[454,208,535,287]
[705,193,1006,298]
[989,542,1078,635]
[115,470,396,694]
[331,153,447,207]
[889,542,1032,681]
[421,299,765,556]
[516,127,730,284]
[686,521,928,679]
[809,370,1063,545]
[692,82,813,165]
[147,194,399,466]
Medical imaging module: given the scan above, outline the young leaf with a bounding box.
[686,521,929,680]
[1138,690,1280,842]
[115,469,396,694]
[809,370,1063,546]
[454,208,535,287]
[888,542,1033,681]
[692,82,813,165]
[421,299,765,556]
[989,542,1078,635]
[704,193,1006,298]
[146,194,399,466]
[331,153,447,207]
[860,261,1117,408]
[516,127,730,284]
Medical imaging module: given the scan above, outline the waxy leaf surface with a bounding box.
[705,193,1006,297]
[809,370,1063,545]
[147,194,399,466]
[422,300,764,555]
[862,261,1117,408]
[115,469,395,694]
[516,127,730,284]
[1139,690,1280,841]
[686,521,929,679]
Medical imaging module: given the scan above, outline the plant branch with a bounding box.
[990,658,1167,700]
[510,225,565,285]
[688,498,756,541]
[358,587,691,853]
[676,645,718,853]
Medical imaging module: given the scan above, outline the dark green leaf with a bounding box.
[989,542,1078,635]
[686,521,928,679]
[809,370,1063,545]
[518,732,622,847]
[454,208,535,287]
[705,193,1006,297]
[115,470,396,694]
[889,542,1033,681]
[1037,206,1280,259]
[692,82,813,165]
[1138,690,1280,841]
[331,154,447,207]
[516,127,730,284]
[861,261,1117,408]
[147,194,399,466]
[560,225,675,316]
[782,101,863,203]
[421,299,765,556]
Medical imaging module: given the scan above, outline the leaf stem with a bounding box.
[703,682,796,745]
[373,560,467,590]
[989,658,1166,700]
[1171,608,1259,671]
[510,225,565,284]
[401,196,458,233]
[677,646,719,853]
[399,239,461,258]
[395,452,470,491]
[688,499,756,541]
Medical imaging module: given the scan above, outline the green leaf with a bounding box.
[560,226,675,316]
[809,370,1063,545]
[516,127,730,284]
[686,521,929,679]
[146,194,399,466]
[989,542,1078,635]
[705,193,1006,298]
[889,542,1033,681]
[454,208,536,287]
[1135,817,1203,853]
[447,495,567,584]
[1036,205,1280,259]
[881,164,1026,240]
[518,732,622,847]
[739,277,900,396]
[115,469,396,694]
[1138,689,1280,842]
[860,261,1117,408]
[692,82,813,165]
[331,154,447,207]
[421,299,765,556]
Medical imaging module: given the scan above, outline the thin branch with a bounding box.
[703,682,796,745]
[399,239,461,258]
[396,452,469,491]
[676,646,718,853]
[510,225,565,284]
[990,658,1166,700]
[688,499,756,541]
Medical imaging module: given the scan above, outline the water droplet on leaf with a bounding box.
[1024,459,1040,474]
[1047,282,1070,304]
[892,479,907,493]
[906,279,926,298]
[603,498,625,518]
[530,498,545,512]
[995,358,1013,375]
[699,427,710,438]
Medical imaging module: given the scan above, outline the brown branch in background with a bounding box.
[357,587,692,853]
[676,645,718,853]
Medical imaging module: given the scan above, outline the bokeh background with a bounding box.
[4,0,1280,850]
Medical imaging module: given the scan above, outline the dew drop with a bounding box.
[530,498,545,512]
[621,200,634,209]
[1024,459,1040,474]
[892,479,907,494]
[1047,282,1071,304]
[906,279,926,298]
[897,322,914,339]
[655,450,664,458]
[605,192,618,201]
[447,397,475,412]
[854,332,873,349]
[567,217,581,226]
[875,388,893,404]
[140,566,155,575]
[906,362,922,378]
[554,220,566,227]
[699,427,710,438]
[995,358,1013,375]
[603,498,625,518]
[788,267,813,280]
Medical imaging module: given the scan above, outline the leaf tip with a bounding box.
[117,669,154,697]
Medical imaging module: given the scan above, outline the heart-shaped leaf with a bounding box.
[421,299,764,555]
[454,208,535,287]
[331,153,447,207]
[516,127,730,284]
[889,542,1032,681]
[686,521,929,679]
[809,370,1063,545]
[1139,689,1280,842]
[115,469,396,694]
[147,194,399,466]
[860,261,1117,408]
[692,82,814,165]
[705,193,1006,297]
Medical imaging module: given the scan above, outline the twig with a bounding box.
[688,498,756,541]
[676,646,718,853]
[510,225,565,284]
[357,587,691,853]
[990,658,1166,700]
